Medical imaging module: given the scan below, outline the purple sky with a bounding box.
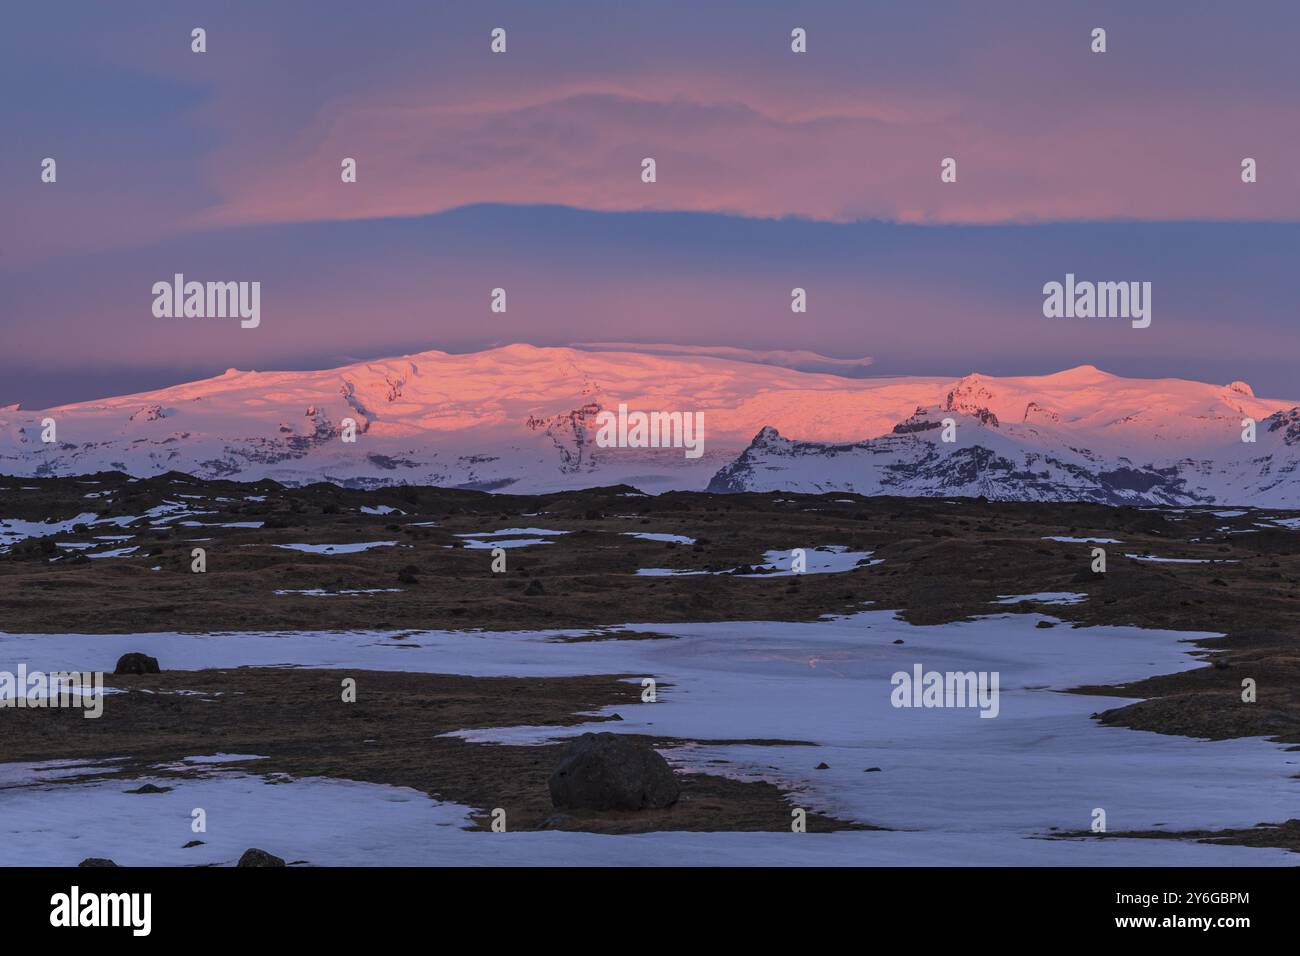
[3,1,1298,407]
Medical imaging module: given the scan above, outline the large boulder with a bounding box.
[113,653,160,675]
[548,733,680,811]
[237,848,285,867]
[77,858,118,867]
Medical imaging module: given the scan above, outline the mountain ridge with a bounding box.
[1,345,1296,503]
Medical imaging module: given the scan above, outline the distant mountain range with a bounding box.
[2,345,1297,505]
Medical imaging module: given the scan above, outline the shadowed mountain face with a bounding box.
[707,406,1300,506]
[2,346,1297,504]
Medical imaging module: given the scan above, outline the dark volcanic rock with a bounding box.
[114,653,160,675]
[236,848,286,867]
[78,858,118,867]
[548,732,680,811]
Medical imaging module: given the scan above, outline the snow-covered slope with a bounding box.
[2,348,1297,503]
[708,367,1300,506]
[0,344,910,493]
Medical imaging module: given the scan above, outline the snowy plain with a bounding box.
[1,610,1295,866]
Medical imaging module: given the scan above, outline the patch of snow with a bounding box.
[0,513,99,551]
[1124,554,1238,564]
[272,541,398,555]
[638,546,876,577]
[738,546,878,576]
[1262,516,1300,530]
[274,588,404,597]
[455,528,569,538]
[460,538,556,550]
[993,592,1088,605]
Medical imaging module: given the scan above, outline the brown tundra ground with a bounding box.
[1,472,1296,850]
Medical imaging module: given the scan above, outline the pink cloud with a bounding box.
[193,73,1300,228]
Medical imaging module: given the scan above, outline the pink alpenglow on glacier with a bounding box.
[1,346,1297,504]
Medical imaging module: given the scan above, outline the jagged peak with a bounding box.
[945,374,997,411]
[895,403,999,432]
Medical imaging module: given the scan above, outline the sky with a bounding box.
[2,0,1298,408]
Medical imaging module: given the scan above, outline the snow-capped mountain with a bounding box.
[0,344,880,493]
[2,347,1297,504]
[709,367,1300,506]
